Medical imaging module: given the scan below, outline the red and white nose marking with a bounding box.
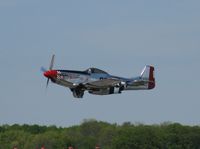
[43,70,57,78]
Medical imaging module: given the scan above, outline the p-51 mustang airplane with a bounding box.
[41,55,155,98]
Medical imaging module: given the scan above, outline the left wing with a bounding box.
[55,79,74,88]
[85,78,121,89]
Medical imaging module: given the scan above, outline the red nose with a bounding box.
[43,70,57,78]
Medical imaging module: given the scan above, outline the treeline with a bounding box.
[1,119,200,149]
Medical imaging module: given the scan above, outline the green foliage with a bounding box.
[0,120,200,149]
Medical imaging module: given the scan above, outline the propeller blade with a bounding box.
[40,66,47,72]
[49,54,55,70]
[43,54,55,90]
[46,78,50,89]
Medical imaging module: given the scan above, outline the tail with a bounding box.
[140,65,155,89]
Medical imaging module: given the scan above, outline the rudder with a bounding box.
[140,65,155,89]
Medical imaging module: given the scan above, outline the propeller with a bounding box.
[49,54,55,70]
[46,78,50,89]
[41,54,55,89]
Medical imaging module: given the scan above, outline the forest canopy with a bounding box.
[0,119,200,149]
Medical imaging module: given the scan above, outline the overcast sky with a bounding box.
[0,0,200,126]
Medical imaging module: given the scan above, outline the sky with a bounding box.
[0,0,200,127]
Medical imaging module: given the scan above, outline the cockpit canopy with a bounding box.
[85,68,108,74]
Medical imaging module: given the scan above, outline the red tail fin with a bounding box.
[140,65,155,89]
[148,66,155,89]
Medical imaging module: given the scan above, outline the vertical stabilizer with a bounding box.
[140,65,155,89]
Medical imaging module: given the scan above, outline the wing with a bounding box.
[55,79,74,88]
[85,78,121,89]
